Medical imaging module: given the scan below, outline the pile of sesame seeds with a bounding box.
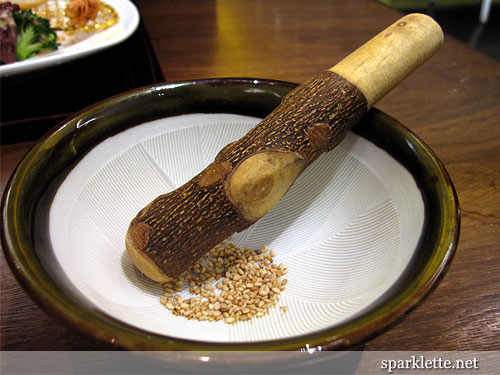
[159,242,288,324]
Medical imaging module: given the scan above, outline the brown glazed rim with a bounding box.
[1,78,459,351]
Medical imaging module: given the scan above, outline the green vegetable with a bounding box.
[13,8,58,61]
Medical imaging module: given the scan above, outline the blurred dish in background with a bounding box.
[0,0,139,77]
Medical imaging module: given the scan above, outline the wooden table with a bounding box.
[1,0,499,351]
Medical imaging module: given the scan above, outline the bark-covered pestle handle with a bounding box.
[126,13,443,281]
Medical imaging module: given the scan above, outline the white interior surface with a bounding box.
[49,113,425,342]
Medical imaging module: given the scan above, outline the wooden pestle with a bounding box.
[126,13,443,282]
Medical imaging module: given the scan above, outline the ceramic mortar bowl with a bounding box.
[1,78,459,353]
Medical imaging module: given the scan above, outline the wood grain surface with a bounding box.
[1,0,499,351]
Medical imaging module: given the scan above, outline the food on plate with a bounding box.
[36,0,118,33]
[0,0,119,66]
[0,2,18,63]
[3,0,48,10]
[13,6,57,60]
[0,1,57,63]
[158,242,288,324]
[65,0,100,29]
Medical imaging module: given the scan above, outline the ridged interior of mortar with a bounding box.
[49,113,424,342]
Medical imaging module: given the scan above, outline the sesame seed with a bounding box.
[159,242,287,325]
[165,302,174,310]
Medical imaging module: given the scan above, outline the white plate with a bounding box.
[0,0,139,78]
[49,113,425,343]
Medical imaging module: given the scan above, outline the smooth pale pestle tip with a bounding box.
[329,13,443,108]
